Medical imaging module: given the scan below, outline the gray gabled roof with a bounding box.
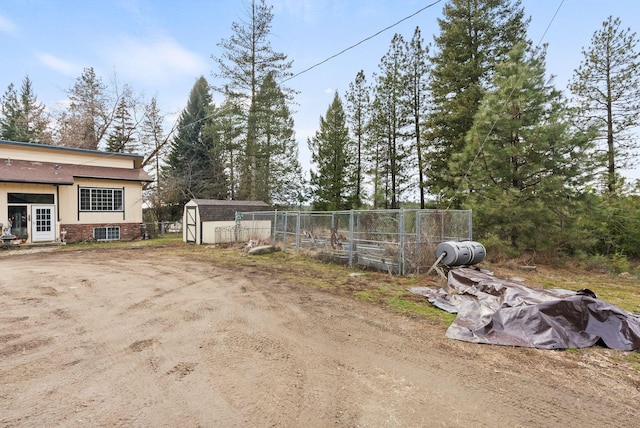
[192,199,269,207]
[189,199,270,222]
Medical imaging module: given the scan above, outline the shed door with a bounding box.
[185,206,197,243]
[31,205,55,242]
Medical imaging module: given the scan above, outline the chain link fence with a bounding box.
[141,221,182,239]
[242,209,472,275]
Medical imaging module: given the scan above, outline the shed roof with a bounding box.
[0,159,153,185]
[191,199,269,207]
[189,199,270,222]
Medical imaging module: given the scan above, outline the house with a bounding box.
[183,199,270,244]
[0,139,153,244]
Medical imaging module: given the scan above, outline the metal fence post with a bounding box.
[283,212,288,251]
[399,209,406,275]
[273,209,278,245]
[348,210,354,268]
[416,210,422,273]
[295,211,301,253]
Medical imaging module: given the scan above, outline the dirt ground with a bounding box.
[1,244,639,427]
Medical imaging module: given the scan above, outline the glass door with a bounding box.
[8,206,28,240]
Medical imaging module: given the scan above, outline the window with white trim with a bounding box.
[93,226,120,241]
[80,187,123,211]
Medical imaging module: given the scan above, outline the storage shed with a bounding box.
[183,199,271,244]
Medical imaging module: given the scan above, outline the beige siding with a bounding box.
[200,220,272,244]
[1,145,135,169]
[59,178,144,224]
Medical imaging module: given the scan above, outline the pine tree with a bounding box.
[212,0,294,201]
[458,42,593,252]
[367,96,390,209]
[569,16,640,195]
[58,67,114,149]
[212,100,244,199]
[253,72,303,206]
[106,88,138,153]
[372,33,411,209]
[345,70,370,208]
[404,27,430,208]
[140,96,173,174]
[0,76,51,144]
[0,83,20,140]
[308,92,353,211]
[139,96,175,221]
[425,0,528,206]
[162,76,227,206]
[18,76,51,144]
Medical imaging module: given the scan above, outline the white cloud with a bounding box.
[37,53,81,77]
[0,12,18,35]
[275,0,323,24]
[324,87,333,94]
[103,35,208,85]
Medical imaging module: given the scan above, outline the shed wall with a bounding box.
[200,220,272,244]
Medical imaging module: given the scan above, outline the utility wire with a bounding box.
[178,1,444,133]
[281,0,444,83]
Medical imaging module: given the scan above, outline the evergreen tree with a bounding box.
[457,42,594,253]
[0,76,51,144]
[212,0,294,201]
[162,76,227,207]
[139,96,175,221]
[404,27,430,208]
[57,67,114,149]
[268,136,306,208]
[253,72,303,206]
[367,96,391,209]
[0,83,20,140]
[569,16,640,195]
[140,96,173,173]
[308,92,353,211]
[212,99,244,199]
[202,121,230,201]
[345,70,370,208]
[373,33,411,209]
[106,88,138,153]
[425,0,528,206]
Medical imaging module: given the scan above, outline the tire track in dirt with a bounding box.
[2,247,639,427]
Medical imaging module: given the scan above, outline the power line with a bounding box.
[173,1,445,141]
[281,0,444,84]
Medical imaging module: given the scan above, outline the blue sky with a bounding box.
[1,0,638,178]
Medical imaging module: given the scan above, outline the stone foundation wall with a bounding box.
[60,223,142,243]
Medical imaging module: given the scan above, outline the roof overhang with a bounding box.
[0,159,153,185]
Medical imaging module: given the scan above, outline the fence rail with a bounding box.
[242,209,472,275]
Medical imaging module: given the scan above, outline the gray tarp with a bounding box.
[409,267,640,350]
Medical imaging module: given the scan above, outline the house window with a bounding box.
[80,188,123,211]
[8,193,54,204]
[93,226,120,241]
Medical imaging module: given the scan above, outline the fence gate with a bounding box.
[185,206,197,243]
